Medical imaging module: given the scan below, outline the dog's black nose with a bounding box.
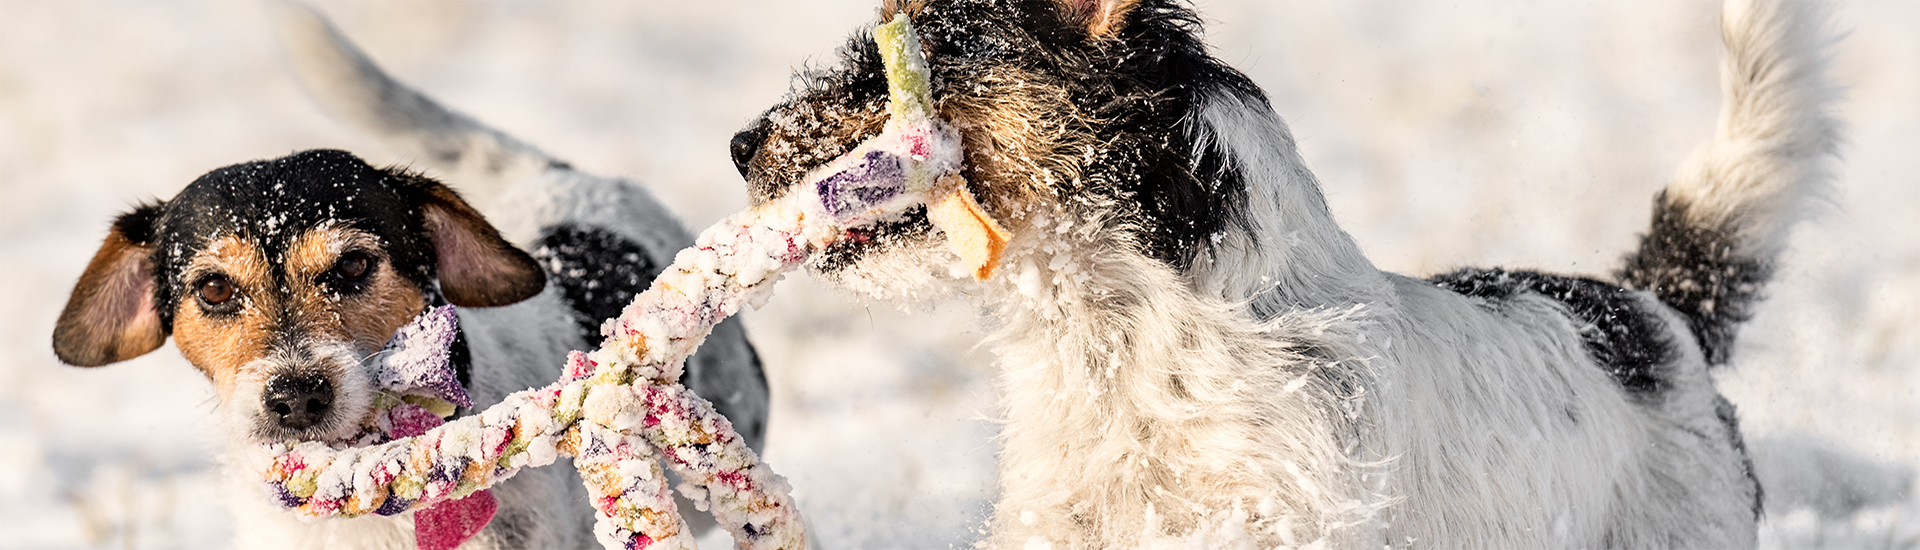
[263,372,334,430]
[729,122,768,180]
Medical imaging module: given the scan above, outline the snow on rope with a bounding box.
[248,16,1003,550]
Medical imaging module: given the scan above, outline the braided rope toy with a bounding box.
[249,16,1007,550]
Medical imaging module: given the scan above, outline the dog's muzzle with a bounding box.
[262,369,334,430]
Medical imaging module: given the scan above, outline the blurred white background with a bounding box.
[1,1,1915,548]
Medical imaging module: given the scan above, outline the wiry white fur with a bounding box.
[1663,0,1840,258]
[980,207,1378,548]
[973,98,1761,549]
[1187,90,1383,313]
[1357,281,1757,548]
[862,0,1837,547]
[1188,89,1760,546]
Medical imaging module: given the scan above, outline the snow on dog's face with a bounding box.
[733,0,1261,300]
[53,150,542,444]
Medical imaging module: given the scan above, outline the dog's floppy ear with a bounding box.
[54,204,168,367]
[412,179,546,307]
[1054,0,1142,38]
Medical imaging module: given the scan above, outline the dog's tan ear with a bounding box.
[1054,0,1142,38]
[415,182,546,307]
[54,205,167,367]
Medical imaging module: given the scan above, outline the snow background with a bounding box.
[1,0,1916,547]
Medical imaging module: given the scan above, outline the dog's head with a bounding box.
[53,149,543,444]
[732,0,1262,300]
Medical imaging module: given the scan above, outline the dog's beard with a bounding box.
[225,341,375,445]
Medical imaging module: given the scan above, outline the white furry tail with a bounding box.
[271,1,556,200]
[1617,0,1841,365]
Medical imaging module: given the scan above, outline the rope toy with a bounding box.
[248,16,1006,550]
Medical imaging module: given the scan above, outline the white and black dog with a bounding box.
[50,5,768,549]
[730,0,1839,547]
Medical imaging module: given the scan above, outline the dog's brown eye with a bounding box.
[198,276,234,305]
[335,252,372,282]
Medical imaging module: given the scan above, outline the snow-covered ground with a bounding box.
[1,1,1915,548]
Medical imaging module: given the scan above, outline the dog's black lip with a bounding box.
[814,206,932,272]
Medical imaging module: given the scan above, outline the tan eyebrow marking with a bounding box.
[286,225,425,353]
[286,223,384,280]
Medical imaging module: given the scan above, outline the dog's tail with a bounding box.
[271,1,557,201]
[1617,0,1841,365]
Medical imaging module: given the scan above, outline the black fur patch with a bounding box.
[450,323,472,390]
[1617,193,1772,366]
[1430,268,1677,396]
[528,224,662,346]
[1040,0,1264,267]
[112,202,164,246]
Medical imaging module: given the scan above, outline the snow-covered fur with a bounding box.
[45,6,769,550]
[731,0,1841,547]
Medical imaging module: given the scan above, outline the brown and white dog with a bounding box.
[50,6,770,549]
[730,0,1839,547]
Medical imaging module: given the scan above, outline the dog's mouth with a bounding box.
[813,205,933,273]
[233,341,387,446]
[751,14,1008,286]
